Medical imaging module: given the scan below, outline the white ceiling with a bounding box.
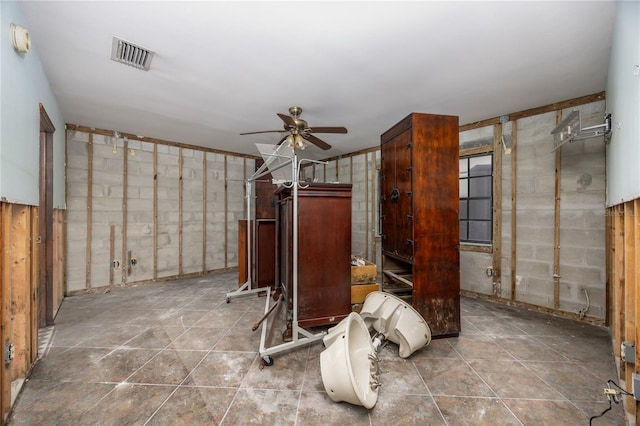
[19,1,616,160]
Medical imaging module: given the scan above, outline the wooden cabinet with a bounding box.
[380,113,460,337]
[238,219,276,288]
[238,159,278,288]
[254,159,278,220]
[275,183,352,329]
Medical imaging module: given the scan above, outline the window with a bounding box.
[459,154,493,244]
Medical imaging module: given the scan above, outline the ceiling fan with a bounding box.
[240,106,347,150]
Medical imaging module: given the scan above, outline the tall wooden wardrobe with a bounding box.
[380,113,460,337]
[238,159,278,289]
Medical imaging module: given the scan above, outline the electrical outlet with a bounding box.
[4,343,14,364]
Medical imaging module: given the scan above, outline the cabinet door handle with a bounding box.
[406,239,414,246]
[407,215,413,221]
[406,167,413,172]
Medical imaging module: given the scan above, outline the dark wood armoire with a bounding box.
[380,113,460,337]
[238,160,278,288]
[275,183,352,331]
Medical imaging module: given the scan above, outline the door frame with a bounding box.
[39,104,55,327]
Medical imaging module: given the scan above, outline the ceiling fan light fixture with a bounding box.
[241,106,346,151]
[285,134,306,150]
[294,134,306,150]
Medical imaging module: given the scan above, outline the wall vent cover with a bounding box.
[110,37,154,71]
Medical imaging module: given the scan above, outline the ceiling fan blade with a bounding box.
[308,126,348,134]
[304,133,332,150]
[277,113,296,127]
[240,130,286,135]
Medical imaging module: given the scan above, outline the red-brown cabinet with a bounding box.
[380,113,461,337]
[238,159,278,288]
[275,183,352,330]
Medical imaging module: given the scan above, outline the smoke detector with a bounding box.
[110,37,154,71]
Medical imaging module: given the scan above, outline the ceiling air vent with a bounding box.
[110,37,154,71]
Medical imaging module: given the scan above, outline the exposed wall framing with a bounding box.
[153,145,158,280]
[64,93,607,317]
[0,203,65,423]
[65,128,246,294]
[492,124,503,296]
[121,138,129,285]
[608,199,640,421]
[85,135,93,288]
[510,123,518,300]
[224,155,228,269]
[553,110,562,309]
[454,94,607,323]
[202,154,207,272]
[178,148,183,276]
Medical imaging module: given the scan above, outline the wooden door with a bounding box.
[296,185,351,327]
[381,128,413,262]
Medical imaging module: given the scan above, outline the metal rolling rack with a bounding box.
[225,144,328,365]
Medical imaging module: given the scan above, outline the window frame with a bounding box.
[459,149,494,247]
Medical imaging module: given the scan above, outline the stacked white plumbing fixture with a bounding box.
[319,291,432,408]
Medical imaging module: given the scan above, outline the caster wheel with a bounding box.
[226,297,230,304]
[262,356,273,367]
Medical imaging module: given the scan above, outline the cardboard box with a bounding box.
[351,256,377,284]
[351,283,380,304]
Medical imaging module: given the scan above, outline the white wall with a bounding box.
[606,0,640,207]
[0,1,65,207]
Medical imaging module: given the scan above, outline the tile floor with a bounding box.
[8,272,625,425]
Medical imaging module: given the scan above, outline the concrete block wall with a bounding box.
[557,101,607,317]
[65,132,89,291]
[126,140,155,283]
[325,161,337,183]
[156,145,180,278]
[180,149,204,275]
[459,125,495,296]
[513,111,559,308]
[310,151,380,264]
[500,120,514,300]
[351,155,367,258]
[87,134,127,288]
[65,129,250,292]
[495,100,607,318]
[225,155,250,269]
[205,153,227,270]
